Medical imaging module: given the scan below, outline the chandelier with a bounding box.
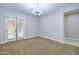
[32,3,43,16]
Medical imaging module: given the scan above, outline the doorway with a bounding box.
[64,9,79,47]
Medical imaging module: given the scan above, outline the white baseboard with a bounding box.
[0,41,8,44]
[39,35,64,44]
[65,37,79,41]
[23,35,39,39]
[0,35,38,44]
[0,35,64,44]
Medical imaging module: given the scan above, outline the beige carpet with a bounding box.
[0,37,79,55]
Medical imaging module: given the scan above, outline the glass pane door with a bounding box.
[7,16,16,41]
[18,17,24,38]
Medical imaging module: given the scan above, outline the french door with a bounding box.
[7,16,24,42]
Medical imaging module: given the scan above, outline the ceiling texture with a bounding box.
[0,3,79,16]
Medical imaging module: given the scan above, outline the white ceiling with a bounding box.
[0,3,78,16]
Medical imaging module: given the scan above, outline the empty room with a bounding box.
[0,3,79,55]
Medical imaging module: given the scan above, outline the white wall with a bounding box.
[0,7,38,44]
[1,4,79,44]
[65,12,79,39]
[39,4,79,43]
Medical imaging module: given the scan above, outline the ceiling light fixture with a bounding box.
[32,3,43,16]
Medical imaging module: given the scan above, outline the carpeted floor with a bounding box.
[0,37,79,55]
